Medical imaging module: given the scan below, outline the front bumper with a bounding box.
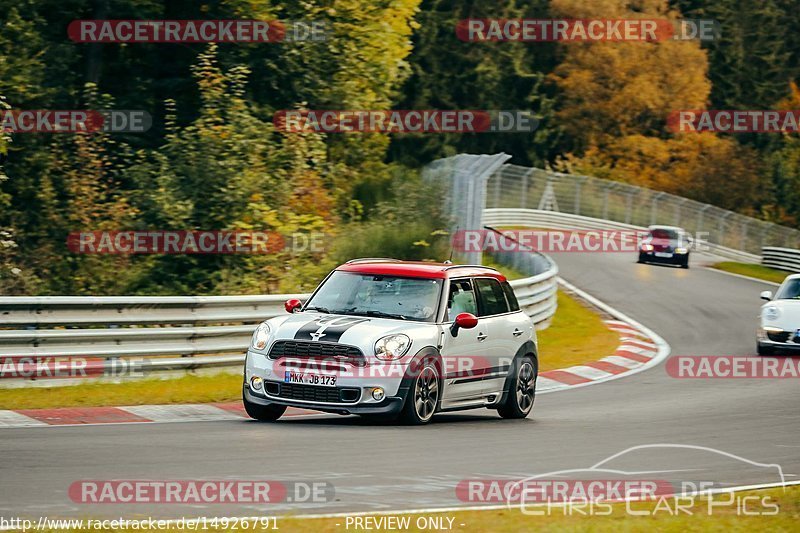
[244,385,406,416]
[639,251,688,264]
[757,324,800,351]
[245,348,413,415]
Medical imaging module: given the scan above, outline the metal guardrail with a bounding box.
[486,164,800,256]
[0,261,559,383]
[762,247,800,273]
[482,208,762,263]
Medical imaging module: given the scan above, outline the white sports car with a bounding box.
[757,273,800,355]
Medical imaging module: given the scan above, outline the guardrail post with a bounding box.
[493,170,502,208]
[761,224,771,249]
[574,176,586,216]
[651,192,665,225]
[696,204,711,234]
[624,190,636,224]
[741,220,750,252]
[520,169,531,208]
[673,198,687,226]
[602,184,613,221]
[716,211,734,248]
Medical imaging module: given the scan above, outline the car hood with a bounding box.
[265,311,437,354]
[760,299,800,330]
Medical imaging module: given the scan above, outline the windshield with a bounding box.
[305,271,443,322]
[775,278,800,300]
[649,228,680,240]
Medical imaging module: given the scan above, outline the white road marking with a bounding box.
[601,355,643,369]
[120,404,240,422]
[560,365,613,381]
[0,410,47,427]
[535,376,564,390]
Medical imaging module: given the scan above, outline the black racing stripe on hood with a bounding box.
[293,315,370,343]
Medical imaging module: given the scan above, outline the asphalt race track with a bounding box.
[2,250,798,519]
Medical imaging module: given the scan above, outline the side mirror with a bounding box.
[450,312,478,337]
[760,291,773,301]
[284,298,303,313]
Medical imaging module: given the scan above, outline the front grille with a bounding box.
[268,340,366,366]
[273,383,361,404]
[767,331,792,343]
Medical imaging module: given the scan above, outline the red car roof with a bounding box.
[337,260,507,281]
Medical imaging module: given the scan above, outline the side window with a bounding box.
[475,278,510,317]
[447,279,478,320]
[501,281,520,312]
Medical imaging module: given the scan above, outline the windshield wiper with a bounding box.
[305,306,330,313]
[363,310,407,320]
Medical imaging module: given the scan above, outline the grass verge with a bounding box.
[710,261,789,284]
[0,373,244,410]
[275,485,800,532]
[0,266,620,409]
[37,485,800,532]
[537,290,619,371]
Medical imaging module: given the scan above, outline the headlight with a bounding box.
[251,322,272,351]
[641,244,653,251]
[374,334,411,361]
[764,306,780,321]
[675,247,688,254]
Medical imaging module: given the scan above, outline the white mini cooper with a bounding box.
[243,259,538,424]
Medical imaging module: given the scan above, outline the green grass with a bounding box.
[36,485,800,532]
[275,485,800,532]
[537,290,620,371]
[711,261,790,284]
[0,373,244,410]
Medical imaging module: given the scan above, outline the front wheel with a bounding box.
[243,394,287,422]
[497,355,537,419]
[398,359,440,425]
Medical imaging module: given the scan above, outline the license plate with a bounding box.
[284,371,337,387]
[654,252,673,258]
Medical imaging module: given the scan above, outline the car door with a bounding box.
[473,277,516,397]
[439,278,492,403]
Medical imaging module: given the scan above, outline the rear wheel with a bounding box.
[498,355,537,419]
[243,394,286,422]
[399,359,440,425]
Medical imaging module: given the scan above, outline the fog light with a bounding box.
[250,376,263,391]
[371,387,385,401]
